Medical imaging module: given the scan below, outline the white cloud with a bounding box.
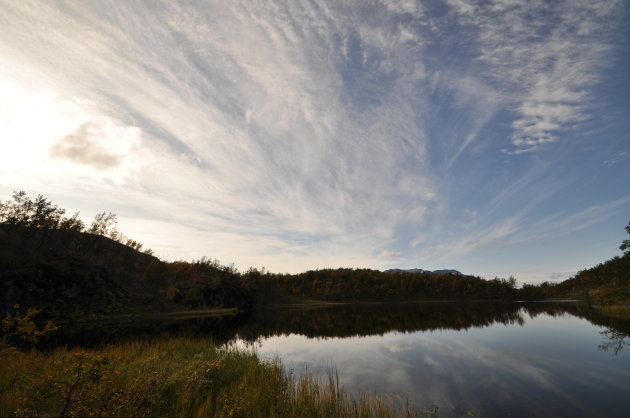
[520,196,630,244]
[444,0,622,154]
[379,250,402,259]
[549,272,569,282]
[381,0,423,16]
[0,80,151,185]
[0,1,437,269]
[411,214,523,263]
[49,120,141,171]
[0,1,625,276]
[384,342,411,352]
[604,151,629,167]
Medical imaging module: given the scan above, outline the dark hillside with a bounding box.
[0,224,251,317]
[241,267,518,302]
[3,191,626,321]
[0,224,151,315]
[556,254,630,307]
[518,221,630,309]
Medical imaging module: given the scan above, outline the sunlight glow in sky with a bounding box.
[1,1,628,283]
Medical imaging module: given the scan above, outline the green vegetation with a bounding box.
[620,220,630,255]
[1,189,628,416]
[0,191,518,320]
[1,305,58,351]
[239,301,553,341]
[0,191,250,317]
[518,221,630,312]
[1,190,628,320]
[0,190,145,252]
[242,268,517,303]
[556,255,630,308]
[0,336,435,417]
[19,298,629,350]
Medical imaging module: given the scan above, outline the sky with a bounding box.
[0,0,628,284]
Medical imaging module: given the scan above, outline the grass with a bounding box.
[0,337,436,417]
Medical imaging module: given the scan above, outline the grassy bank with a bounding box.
[0,337,433,417]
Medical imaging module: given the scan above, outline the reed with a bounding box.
[0,337,436,417]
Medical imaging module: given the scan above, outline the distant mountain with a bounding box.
[384,268,462,275]
[431,269,463,275]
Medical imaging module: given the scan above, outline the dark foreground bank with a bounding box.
[0,337,438,417]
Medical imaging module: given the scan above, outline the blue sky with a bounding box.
[0,0,628,283]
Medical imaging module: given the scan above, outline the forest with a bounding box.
[1,190,628,320]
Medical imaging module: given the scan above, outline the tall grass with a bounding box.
[0,337,436,417]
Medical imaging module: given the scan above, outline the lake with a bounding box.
[51,301,630,417]
[231,302,630,417]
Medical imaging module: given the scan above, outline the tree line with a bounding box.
[239,267,518,302]
[2,190,628,312]
[0,190,149,254]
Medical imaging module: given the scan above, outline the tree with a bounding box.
[0,191,83,231]
[88,212,117,236]
[30,194,65,229]
[620,220,630,255]
[59,212,85,232]
[0,190,33,225]
[1,305,58,351]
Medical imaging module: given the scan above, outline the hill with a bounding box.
[556,254,630,308]
[0,224,518,318]
[2,190,628,319]
[0,224,251,317]
[384,268,462,275]
[518,221,630,312]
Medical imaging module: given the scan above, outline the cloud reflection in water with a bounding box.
[236,309,630,417]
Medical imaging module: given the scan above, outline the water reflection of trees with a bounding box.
[235,302,571,342]
[42,301,630,350]
[236,302,630,343]
[598,329,629,355]
[40,312,249,348]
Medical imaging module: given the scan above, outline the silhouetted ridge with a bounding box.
[0,224,251,316]
[385,268,462,275]
[2,190,629,319]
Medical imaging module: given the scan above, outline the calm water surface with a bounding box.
[232,303,630,417]
[54,301,630,416]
